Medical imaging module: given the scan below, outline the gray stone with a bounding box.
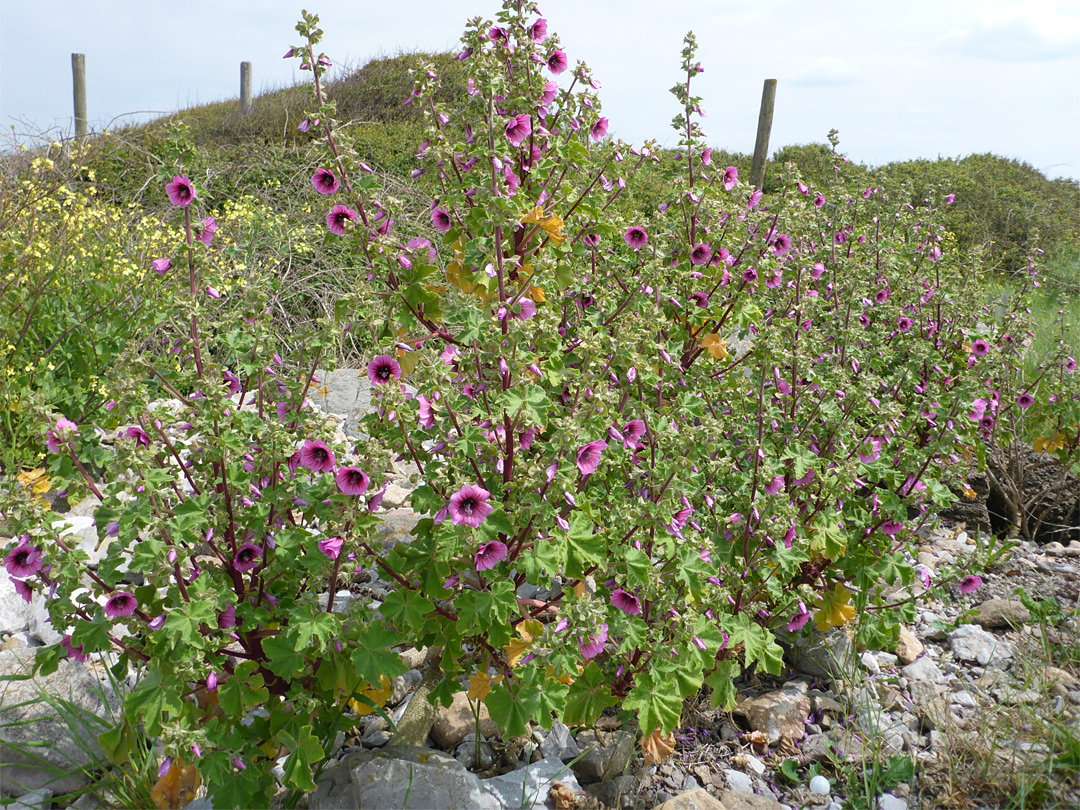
[381,484,414,510]
[481,755,584,809]
[540,721,580,761]
[949,624,1014,667]
[362,729,390,748]
[972,598,1031,629]
[572,728,637,784]
[316,590,355,614]
[718,792,789,810]
[0,649,118,797]
[901,657,944,684]
[349,746,499,809]
[310,368,375,438]
[582,773,636,809]
[860,651,881,675]
[789,628,854,680]
[455,738,496,771]
[373,508,421,552]
[0,576,33,635]
[723,769,754,792]
[8,789,52,810]
[27,593,63,647]
[430,691,498,749]
[951,690,978,708]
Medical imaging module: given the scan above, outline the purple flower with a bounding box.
[125,426,150,448]
[300,440,336,473]
[772,234,792,256]
[12,577,32,603]
[367,355,402,385]
[959,575,983,594]
[723,166,738,191]
[311,169,339,195]
[232,543,262,574]
[104,592,138,619]
[530,18,548,43]
[539,81,558,107]
[748,189,762,209]
[576,440,608,476]
[474,541,508,572]
[590,117,609,142]
[165,176,196,207]
[814,194,825,208]
[504,114,532,148]
[318,536,344,560]
[898,317,913,332]
[623,227,648,249]
[61,634,90,663]
[743,268,758,283]
[579,623,608,659]
[5,541,42,579]
[945,194,956,205]
[1018,393,1035,409]
[218,604,237,628]
[546,50,568,75]
[432,208,452,232]
[1066,357,1077,373]
[152,258,171,275]
[205,286,222,300]
[763,476,784,496]
[702,147,713,166]
[206,672,218,692]
[148,614,166,631]
[336,466,370,496]
[232,758,246,771]
[787,601,810,632]
[623,420,646,450]
[46,416,78,454]
[326,205,358,236]
[611,589,642,616]
[875,288,890,304]
[690,244,711,266]
[197,217,217,247]
[449,485,494,528]
[971,340,990,357]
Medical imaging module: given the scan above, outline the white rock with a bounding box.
[901,657,944,684]
[877,794,908,810]
[0,575,33,635]
[743,753,766,775]
[809,775,831,795]
[860,651,881,675]
[949,624,1014,667]
[724,769,754,792]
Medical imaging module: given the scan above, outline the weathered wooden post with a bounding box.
[72,53,87,142]
[240,61,253,114]
[749,78,777,190]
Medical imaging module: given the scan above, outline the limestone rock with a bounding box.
[0,575,33,635]
[481,755,584,809]
[540,720,580,761]
[573,728,637,784]
[733,680,811,743]
[348,745,499,809]
[720,790,789,810]
[430,691,498,749]
[949,624,1014,667]
[789,628,854,680]
[971,598,1031,629]
[0,649,118,797]
[900,656,944,684]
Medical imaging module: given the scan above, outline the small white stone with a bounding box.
[809,774,831,795]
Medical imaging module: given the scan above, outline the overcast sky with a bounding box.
[2,0,1078,180]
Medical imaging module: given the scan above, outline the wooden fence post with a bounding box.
[749,79,777,190]
[72,54,87,142]
[240,61,253,114]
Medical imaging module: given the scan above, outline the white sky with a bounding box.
[2,0,1078,180]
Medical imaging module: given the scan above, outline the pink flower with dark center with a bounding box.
[590,117,609,142]
[898,317,913,332]
[432,209,452,232]
[368,355,402,385]
[505,114,532,147]
[318,536,344,560]
[125,426,150,448]
[488,26,507,43]
[979,415,995,432]
[152,258,171,275]
[690,243,711,266]
[875,288,890,304]
[814,194,825,208]
[539,81,558,107]
[449,485,493,528]
[474,541,507,572]
[336,466,370,496]
[197,217,217,247]
[611,589,642,615]
[326,205,358,236]
[579,623,608,659]
[623,227,648,249]
[787,601,810,632]
[772,234,792,256]
[232,543,262,574]
[743,268,758,283]
[530,18,548,43]
[300,440,336,473]
[763,476,784,496]
[165,176,196,207]
[546,50,568,75]
[46,416,79,454]
[723,167,738,191]
[61,634,90,663]
[5,541,42,579]
[104,592,138,618]
[576,440,608,476]
[971,340,990,357]
[1018,393,1035,409]
[311,169,339,195]
[689,292,709,308]
[1066,357,1077,372]
[417,395,435,429]
[958,575,983,594]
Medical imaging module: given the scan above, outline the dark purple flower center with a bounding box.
[459,497,477,515]
[238,548,256,564]
[14,550,30,566]
[312,447,329,464]
[347,470,364,485]
[375,364,392,381]
[111,595,133,611]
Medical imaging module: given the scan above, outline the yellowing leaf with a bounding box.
[1035,433,1066,453]
[504,619,545,667]
[700,333,729,361]
[530,285,547,303]
[348,676,393,717]
[151,759,201,810]
[642,727,676,766]
[517,619,544,643]
[17,468,51,499]
[813,584,857,632]
[962,486,977,500]
[545,664,578,685]
[520,206,565,247]
[467,671,501,701]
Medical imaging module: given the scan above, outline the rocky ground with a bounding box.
[2,371,1079,809]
